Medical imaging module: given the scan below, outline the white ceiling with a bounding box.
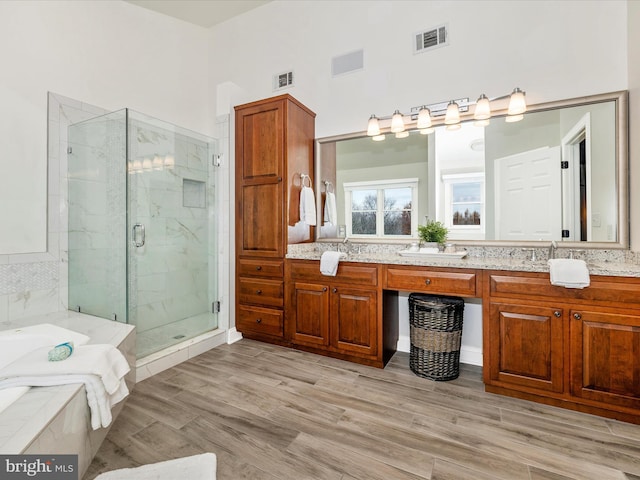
[125,0,271,28]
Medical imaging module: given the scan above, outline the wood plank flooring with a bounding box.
[84,340,640,480]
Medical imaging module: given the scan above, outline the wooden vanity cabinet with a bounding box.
[484,270,640,423]
[286,259,386,367]
[235,95,315,343]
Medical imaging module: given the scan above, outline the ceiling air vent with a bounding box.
[414,24,448,54]
[273,70,294,91]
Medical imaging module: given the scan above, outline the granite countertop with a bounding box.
[286,243,640,278]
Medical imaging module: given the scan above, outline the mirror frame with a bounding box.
[314,90,629,249]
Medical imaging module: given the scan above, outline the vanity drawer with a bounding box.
[238,258,284,278]
[385,266,478,297]
[238,277,283,307]
[237,305,284,337]
[489,272,640,305]
[288,260,378,286]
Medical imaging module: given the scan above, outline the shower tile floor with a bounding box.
[135,313,216,358]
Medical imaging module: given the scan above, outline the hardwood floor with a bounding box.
[84,340,640,480]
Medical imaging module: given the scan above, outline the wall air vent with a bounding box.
[273,70,294,91]
[414,24,449,54]
[331,49,364,77]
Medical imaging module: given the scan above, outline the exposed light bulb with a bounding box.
[508,88,527,115]
[416,107,432,130]
[419,127,435,135]
[367,114,381,136]
[372,134,386,142]
[390,110,405,133]
[474,94,491,121]
[395,131,410,139]
[444,101,461,126]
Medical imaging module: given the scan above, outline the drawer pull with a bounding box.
[425,279,432,285]
[256,289,262,295]
[573,312,582,320]
[322,287,327,292]
[554,311,561,318]
[256,266,262,271]
[256,318,262,324]
[333,288,338,293]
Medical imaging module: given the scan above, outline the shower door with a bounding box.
[127,111,218,358]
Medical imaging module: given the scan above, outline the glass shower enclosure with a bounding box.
[68,109,218,358]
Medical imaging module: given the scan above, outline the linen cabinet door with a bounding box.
[290,282,330,347]
[330,286,377,357]
[570,309,640,410]
[488,302,564,393]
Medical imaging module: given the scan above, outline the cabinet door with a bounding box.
[240,182,283,257]
[489,302,564,393]
[291,282,330,347]
[330,286,377,357]
[237,102,283,181]
[570,310,640,409]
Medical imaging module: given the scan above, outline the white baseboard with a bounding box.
[396,335,483,366]
[227,327,243,344]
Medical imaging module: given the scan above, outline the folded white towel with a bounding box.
[300,186,317,226]
[320,251,343,276]
[324,191,338,226]
[548,258,590,289]
[0,344,130,429]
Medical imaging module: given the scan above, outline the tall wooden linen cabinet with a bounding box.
[234,94,316,344]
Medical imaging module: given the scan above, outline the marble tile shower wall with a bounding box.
[0,94,107,324]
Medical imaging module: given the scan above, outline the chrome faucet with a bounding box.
[548,240,558,260]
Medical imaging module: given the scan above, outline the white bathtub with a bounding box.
[0,323,92,414]
[0,311,135,478]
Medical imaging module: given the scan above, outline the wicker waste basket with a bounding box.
[408,293,464,381]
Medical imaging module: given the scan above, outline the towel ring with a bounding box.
[300,173,312,188]
[323,180,334,193]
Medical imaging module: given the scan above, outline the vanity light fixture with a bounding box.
[444,100,462,130]
[390,110,406,133]
[367,114,381,136]
[365,87,526,139]
[473,94,491,127]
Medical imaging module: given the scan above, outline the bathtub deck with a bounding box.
[0,311,135,476]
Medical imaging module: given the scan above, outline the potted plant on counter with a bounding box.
[417,220,448,250]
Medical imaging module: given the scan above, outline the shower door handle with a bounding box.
[133,223,145,247]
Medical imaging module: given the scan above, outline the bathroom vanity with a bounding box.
[282,249,640,424]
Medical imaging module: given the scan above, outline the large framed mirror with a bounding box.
[315,91,628,248]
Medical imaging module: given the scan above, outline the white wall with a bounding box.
[0,0,211,255]
[0,0,211,322]
[208,0,628,138]
[208,0,630,356]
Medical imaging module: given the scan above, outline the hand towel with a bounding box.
[299,186,317,226]
[548,258,590,289]
[323,191,338,226]
[0,343,130,429]
[320,251,343,276]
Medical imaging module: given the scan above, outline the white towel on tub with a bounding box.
[299,186,317,226]
[548,258,590,289]
[0,344,130,429]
